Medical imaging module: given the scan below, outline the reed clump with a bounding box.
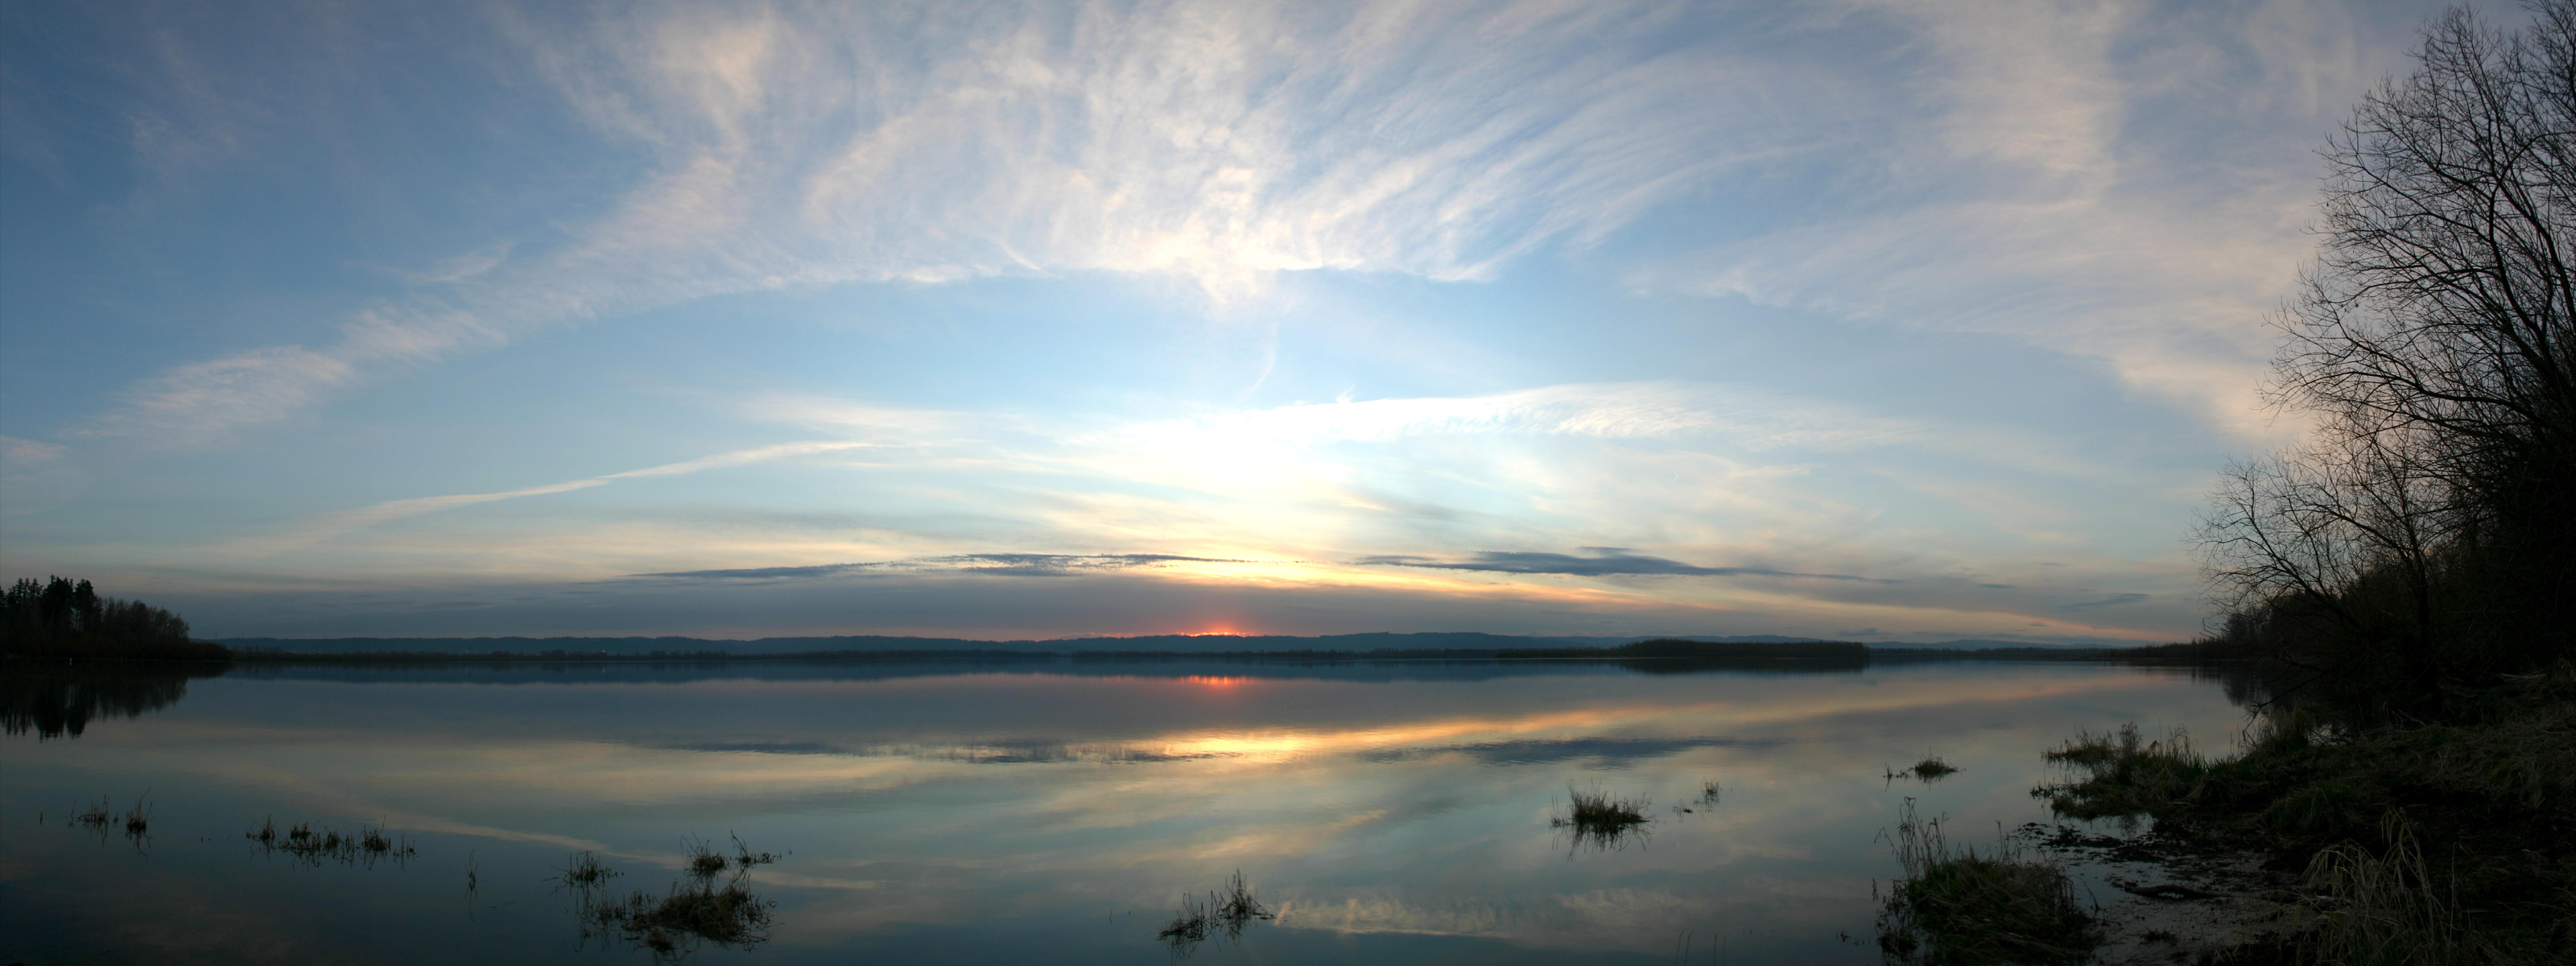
[684,837,729,877]
[1159,870,1273,954]
[573,836,780,960]
[1876,799,2096,965]
[1911,757,1959,779]
[72,796,113,830]
[1558,787,1649,828]
[246,818,414,866]
[560,850,621,888]
[582,880,774,957]
[2033,723,2206,819]
[1552,786,1651,851]
[69,794,151,844]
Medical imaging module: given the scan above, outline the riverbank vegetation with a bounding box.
[2,576,225,661]
[2032,5,2576,960]
[2037,668,2575,961]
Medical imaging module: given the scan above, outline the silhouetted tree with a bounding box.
[2202,2,2576,713]
[1,576,223,661]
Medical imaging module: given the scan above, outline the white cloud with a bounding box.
[81,0,1835,444]
[1619,0,2400,441]
[83,345,362,441]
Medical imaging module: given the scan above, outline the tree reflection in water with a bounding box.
[1,664,222,739]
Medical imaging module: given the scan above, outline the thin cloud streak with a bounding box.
[214,440,876,559]
[1354,549,1896,583]
[638,552,1266,581]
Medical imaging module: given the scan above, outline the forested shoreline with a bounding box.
[1876,7,2576,964]
[0,576,227,662]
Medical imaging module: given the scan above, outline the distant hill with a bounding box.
[213,631,2133,656]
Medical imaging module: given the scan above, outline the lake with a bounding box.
[0,658,2254,964]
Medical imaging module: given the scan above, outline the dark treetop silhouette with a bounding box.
[1,576,226,662]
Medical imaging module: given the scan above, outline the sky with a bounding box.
[0,0,2477,642]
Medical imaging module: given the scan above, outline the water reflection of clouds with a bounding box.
[7,666,2250,959]
[48,667,2201,840]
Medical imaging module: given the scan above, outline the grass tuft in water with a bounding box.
[576,836,780,961]
[560,850,621,889]
[247,819,415,866]
[69,794,151,846]
[683,836,730,878]
[1158,869,1274,956]
[730,833,779,869]
[1559,787,1649,827]
[582,880,775,959]
[1911,757,1959,779]
[120,795,150,837]
[2033,723,2204,819]
[1552,786,1652,852]
[1876,799,2096,965]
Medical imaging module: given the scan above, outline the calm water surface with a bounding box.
[0,658,2252,964]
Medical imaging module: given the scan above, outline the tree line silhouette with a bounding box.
[1,576,226,661]
[2200,6,2576,717]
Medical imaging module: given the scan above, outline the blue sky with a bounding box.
[0,0,2464,641]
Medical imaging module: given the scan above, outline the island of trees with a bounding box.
[0,576,228,662]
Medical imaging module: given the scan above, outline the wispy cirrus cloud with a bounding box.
[1622,0,2388,439]
[80,0,1821,445]
[214,440,876,559]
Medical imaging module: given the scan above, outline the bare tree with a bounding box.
[2203,2,2576,708]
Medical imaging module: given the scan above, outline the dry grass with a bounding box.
[1876,799,2097,965]
[2289,813,2505,966]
